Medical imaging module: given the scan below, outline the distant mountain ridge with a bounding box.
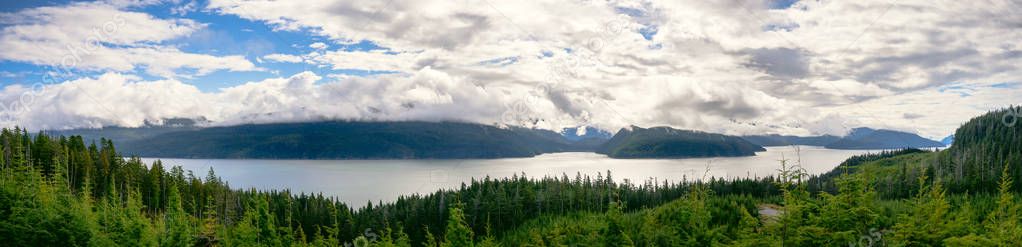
[49,119,942,159]
[941,134,954,146]
[52,121,598,159]
[598,126,765,158]
[824,127,943,149]
[560,126,612,142]
[50,122,770,159]
[742,128,942,149]
[559,126,613,151]
[741,134,841,147]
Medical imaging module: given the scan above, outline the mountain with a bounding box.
[743,128,945,149]
[741,134,841,147]
[597,126,765,158]
[560,126,612,142]
[945,106,1021,167]
[49,125,197,146]
[811,106,1022,195]
[560,126,612,150]
[47,117,204,145]
[824,127,943,149]
[52,121,596,159]
[941,134,954,146]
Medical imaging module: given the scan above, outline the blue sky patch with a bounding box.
[768,0,800,9]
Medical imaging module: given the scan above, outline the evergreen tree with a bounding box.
[161,179,194,246]
[441,203,474,247]
[981,165,1022,244]
[602,201,634,247]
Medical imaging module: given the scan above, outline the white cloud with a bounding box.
[0,2,259,78]
[170,0,198,16]
[0,70,508,130]
[306,50,423,71]
[262,54,304,63]
[3,0,1021,137]
[309,42,328,50]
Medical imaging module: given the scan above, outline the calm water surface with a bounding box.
[144,146,876,206]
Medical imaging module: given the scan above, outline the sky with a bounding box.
[0,0,1019,139]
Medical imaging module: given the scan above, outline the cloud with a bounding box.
[262,54,304,63]
[0,1,259,78]
[309,42,328,50]
[0,70,509,130]
[307,50,423,72]
[2,0,1021,138]
[903,113,924,119]
[742,47,809,79]
[170,0,197,16]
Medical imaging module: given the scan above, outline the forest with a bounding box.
[51,121,595,159]
[1,107,1020,246]
[597,126,765,158]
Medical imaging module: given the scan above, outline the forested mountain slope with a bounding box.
[598,126,765,158]
[56,121,596,159]
[743,128,942,149]
[810,106,1022,195]
[741,134,841,147]
[824,127,943,149]
[937,106,1022,193]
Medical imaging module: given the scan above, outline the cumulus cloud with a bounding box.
[0,70,511,130]
[2,0,1021,139]
[0,1,259,78]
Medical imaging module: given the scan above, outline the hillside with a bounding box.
[811,106,1022,195]
[941,134,955,146]
[597,126,765,158]
[56,121,594,159]
[938,106,1022,192]
[557,126,611,151]
[49,125,197,146]
[741,134,841,146]
[743,128,942,149]
[4,108,1022,246]
[501,108,1022,246]
[824,127,943,149]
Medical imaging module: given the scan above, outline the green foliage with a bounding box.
[598,126,765,158]
[941,106,1022,194]
[812,174,880,244]
[2,104,1020,247]
[160,179,194,247]
[602,201,634,247]
[0,166,93,246]
[889,176,967,245]
[441,203,473,247]
[980,165,1022,244]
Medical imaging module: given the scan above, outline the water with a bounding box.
[144,146,875,206]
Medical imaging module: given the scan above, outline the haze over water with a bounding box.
[145,146,876,206]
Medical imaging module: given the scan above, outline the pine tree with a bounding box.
[602,201,634,247]
[441,203,474,247]
[422,226,440,247]
[982,165,1022,244]
[161,179,195,247]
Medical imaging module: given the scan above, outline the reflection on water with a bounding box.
[144,146,877,206]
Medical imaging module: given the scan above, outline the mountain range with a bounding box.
[742,127,943,149]
[740,134,841,147]
[49,120,944,159]
[823,127,944,149]
[53,121,593,159]
[941,134,955,146]
[597,126,765,158]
